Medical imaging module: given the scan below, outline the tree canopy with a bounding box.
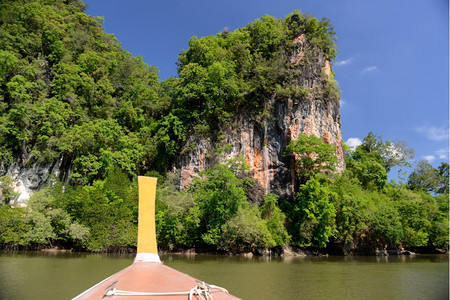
[285,133,338,184]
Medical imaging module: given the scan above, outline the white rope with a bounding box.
[205,284,228,294]
[106,289,192,296]
[103,281,229,299]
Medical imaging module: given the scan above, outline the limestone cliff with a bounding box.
[173,34,344,201]
[0,158,70,204]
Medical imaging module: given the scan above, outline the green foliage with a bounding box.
[326,165,449,250]
[346,158,387,190]
[0,0,161,179]
[260,193,290,246]
[0,50,19,86]
[153,113,186,171]
[304,17,337,60]
[387,185,448,248]
[58,168,139,251]
[155,160,290,252]
[369,202,404,246]
[25,210,57,245]
[174,10,338,138]
[429,193,449,247]
[322,77,341,102]
[408,161,449,194]
[329,174,370,243]
[285,133,338,183]
[290,175,337,248]
[275,84,310,100]
[0,175,19,205]
[25,183,90,247]
[155,173,200,249]
[0,205,29,247]
[219,203,275,252]
[190,160,248,245]
[58,119,148,183]
[345,132,413,190]
[349,132,414,173]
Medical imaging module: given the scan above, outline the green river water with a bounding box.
[0,251,448,300]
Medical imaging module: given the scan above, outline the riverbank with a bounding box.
[2,243,447,257]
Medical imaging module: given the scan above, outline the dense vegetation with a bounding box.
[0,0,448,253]
[1,133,448,253]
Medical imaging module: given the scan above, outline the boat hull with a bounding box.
[72,261,241,299]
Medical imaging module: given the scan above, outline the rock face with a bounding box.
[0,158,70,204]
[173,35,344,201]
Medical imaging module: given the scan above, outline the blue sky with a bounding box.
[84,0,449,180]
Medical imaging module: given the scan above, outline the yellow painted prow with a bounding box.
[135,176,160,263]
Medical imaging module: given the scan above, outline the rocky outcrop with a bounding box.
[173,35,344,202]
[0,157,70,204]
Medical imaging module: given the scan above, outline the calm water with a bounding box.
[0,251,448,300]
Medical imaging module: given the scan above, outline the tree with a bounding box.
[59,171,138,251]
[408,160,440,193]
[260,193,290,246]
[345,132,414,190]
[429,193,449,248]
[0,0,161,183]
[291,175,337,248]
[285,133,338,184]
[407,161,449,195]
[0,205,29,247]
[436,162,449,195]
[329,174,369,243]
[190,159,248,246]
[369,203,404,247]
[155,173,200,249]
[219,204,275,252]
[25,184,90,247]
[352,132,414,173]
[346,157,388,190]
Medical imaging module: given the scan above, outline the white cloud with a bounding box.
[434,148,449,159]
[362,66,377,73]
[415,125,449,141]
[422,155,436,162]
[335,58,353,66]
[346,137,362,149]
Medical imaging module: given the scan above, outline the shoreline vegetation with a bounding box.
[1,147,448,256]
[0,0,449,256]
[2,244,448,257]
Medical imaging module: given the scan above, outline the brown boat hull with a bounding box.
[73,261,241,299]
